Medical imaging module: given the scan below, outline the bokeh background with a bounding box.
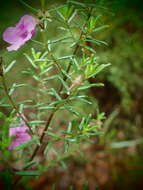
[1,0,143,189]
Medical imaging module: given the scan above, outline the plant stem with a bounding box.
[41,0,45,9]
[46,45,64,77]
[28,7,94,162]
[41,30,64,77]
[29,110,55,161]
[59,7,93,89]
[1,74,33,134]
[13,6,94,186]
[18,0,38,13]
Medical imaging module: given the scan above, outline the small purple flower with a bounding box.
[3,15,36,51]
[8,125,31,150]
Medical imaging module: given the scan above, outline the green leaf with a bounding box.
[18,0,38,13]
[47,36,71,44]
[17,100,33,105]
[57,5,75,21]
[8,83,27,95]
[44,142,53,154]
[80,44,96,54]
[93,63,110,76]
[93,25,109,33]
[67,122,72,133]
[38,106,56,110]
[85,63,110,79]
[0,112,6,118]
[24,53,38,69]
[15,171,41,176]
[39,66,53,76]
[28,120,46,125]
[111,138,143,149]
[15,136,40,150]
[57,55,74,61]
[5,60,16,74]
[85,38,108,46]
[78,117,85,130]
[49,88,62,101]
[70,57,80,72]
[78,83,104,90]
[61,105,80,116]
[68,9,77,23]
[46,132,60,139]
[23,161,36,169]
[44,75,70,92]
[61,69,72,80]
[70,95,92,104]
[68,0,86,7]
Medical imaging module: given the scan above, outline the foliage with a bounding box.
[0,0,109,187]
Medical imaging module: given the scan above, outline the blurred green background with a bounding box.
[1,0,143,189]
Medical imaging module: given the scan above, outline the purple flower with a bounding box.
[8,125,31,150]
[3,15,36,51]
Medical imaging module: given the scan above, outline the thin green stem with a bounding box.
[13,6,94,186]
[65,20,75,41]
[46,45,64,77]
[29,110,55,162]
[30,6,94,162]
[62,7,94,83]
[41,30,64,77]
[40,0,46,9]
[18,0,38,13]
[1,75,33,135]
[28,8,94,161]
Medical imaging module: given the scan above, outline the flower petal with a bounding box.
[9,126,29,136]
[7,32,33,51]
[9,129,31,150]
[3,15,36,51]
[18,133,31,142]
[17,15,36,31]
[3,27,21,44]
[8,140,21,150]
[7,41,23,51]
[8,133,31,150]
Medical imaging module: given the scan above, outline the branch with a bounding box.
[0,57,33,134]
[28,7,94,162]
[13,6,94,186]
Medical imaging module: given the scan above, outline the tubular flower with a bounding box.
[3,15,36,51]
[8,126,31,150]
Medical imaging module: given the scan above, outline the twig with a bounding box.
[29,110,55,161]
[46,45,64,76]
[0,58,33,134]
[13,6,94,186]
[61,7,93,83]
[28,7,94,162]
